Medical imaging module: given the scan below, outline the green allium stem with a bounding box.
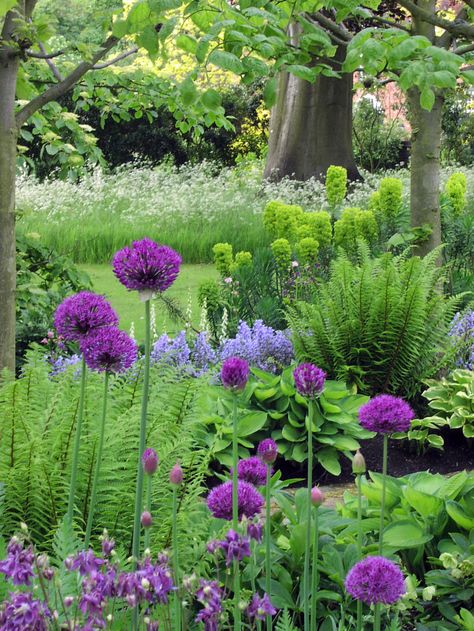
[265,463,272,631]
[310,504,319,629]
[144,474,152,552]
[67,356,87,524]
[172,486,181,631]
[132,299,151,564]
[356,473,363,631]
[303,401,314,631]
[231,393,241,630]
[379,435,388,555]
[84,371,109,548]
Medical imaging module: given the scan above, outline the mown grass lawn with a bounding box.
[80,263,218,342]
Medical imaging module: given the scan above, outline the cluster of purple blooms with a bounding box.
[345,556,406,605]
[358,394,415,434]
[449,310,474,370]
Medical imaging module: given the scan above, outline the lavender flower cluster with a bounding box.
[449,310,474,370]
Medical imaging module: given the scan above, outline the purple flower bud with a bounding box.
[311,486,324,507]
[141,511,153,528]
[352,450,366,474]
[142,448,159,475]
[257,439,278,464]
[64,596,74,608]
[221,356,250,390]
[293,363,326,398]
[169,462,183,486]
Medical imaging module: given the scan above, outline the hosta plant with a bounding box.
[422,369,474,439]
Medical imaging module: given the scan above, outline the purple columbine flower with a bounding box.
[221,356,250,390]
[207,480,264,521]
[67,550,104,576]
[247,520,263,543]
[0,591,51,630]
[195,579,223,631]
[80,327,137,373]
[247,593,277,620]
[0,538,35,586]
[101,535,116,557]
[358,394,415,434]
[54,291,118,342]
[112,238,181,298]
[344,556,406,605]
[142,448,159,475]
[234,457,268,486]
[293,363,326,398]
[257,438,278,464]
[218,529,251,567]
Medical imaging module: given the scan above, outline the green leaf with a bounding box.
[237,411,267,437]
[317,447,341,475]
[403,485,444,517]
[420,87,435,111]
[201,89,222,113]
[383,519,433,551]
[0,0,16,16]
[208,50,243,74]
[112,19,129,38]
[176,34,197,54]
[446,500,474,531]
[286,64,318,82]
[179,77,197,106]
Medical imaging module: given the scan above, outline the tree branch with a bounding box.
[399,0,474,39]
[91,46,138,69]
[16,34,120,127]
[306,12,352,43]
[35,41,63,81]
[26,49,65,59]
[454,41,474,54]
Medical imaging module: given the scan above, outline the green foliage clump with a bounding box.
[377,177,403,219]
[263,200,282,236]
[422,369,474,439]
[212,242,233,276]
[271,238,292,272]
[287,246,462,399]
[444,172,467,215]
[325,166,347,207]
[300,211,332,248]
[198,279,222,312]
[234,250,252,268]
[274,203,304,240]
[333,207,378,252]
[296,237,319,265]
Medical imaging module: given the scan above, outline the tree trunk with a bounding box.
[407,89,443,256]
[264,33,360,182]
[0,45,19,373]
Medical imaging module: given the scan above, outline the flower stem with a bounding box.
[304,401,314,631]
[231,392,241,630]
[310,504,319,629]
[67,356,87,524]
[144,474,152,552]
[265,463,272,631]
[172,486,181,631]
[379,435,388,555]
[132,298,151,564]
[356,473,363,631]
[84,371,109,548]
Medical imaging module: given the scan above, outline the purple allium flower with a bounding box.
[207,480,264,521]
[257,439,278,464]
[358,394,415,434]
[0,538,35,586]
[293,363,326,398]
[247,520,263,543]
[345,556,406,605]
[169,462,183,486]
[80,327,137,373]
[54,291,118,342]
[220,320,294,373]
[195,579,223,631]
[112,238,181,296]
[235,457,268,486]
[247,593,277,620]
[142,448,159,475]
[141,511,153,528]
[0,591,50,630]
[218,529,251,567]
[221,356,250,390]
[68,550,104,576]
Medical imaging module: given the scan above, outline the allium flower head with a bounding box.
[80,327,137,373]
[141,511,153,528]
[112,238,181,296]
[247,593,277,620]
[235,457,268,486]
[221,356,250,390]
[345,556,406,605]
[207,480,264,521]
[257,438,278,464]
[169,462,183,486]
[54,292,118,341]
[142,448,159,475]
[293,363,326,398]
[358,394,414,434]
[0,592,50,630]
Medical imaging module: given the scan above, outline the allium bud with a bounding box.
[221,356,250,390]
[142,448,158,475]
[310,486,324,507]
[141,511,153,528]
[257,439,278,464]
[169,462,184,486]
[352,450,366,474]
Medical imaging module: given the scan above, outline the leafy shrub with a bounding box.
[422,370,474,439]
[301,211,333,248]
[333,207,378,253]
[271,238,292,272]
[326,165,347,208]
[212,242,234,277]
[444,172,467,215]
[287,246,462,399]
[296,237,319,265]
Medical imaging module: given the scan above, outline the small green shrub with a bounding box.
[212,242,233,277]
[333,207,378,253]
[444,172,467,215]
[378,177,403,219]
[326,165,347,207]
[422,369,474,439]
[296,237,319,265]
[300,211,332,248]
[271,238,292,272]
[230,250,253,273]
[263,200,304,240]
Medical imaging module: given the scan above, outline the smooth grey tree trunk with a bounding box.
[0,26,20,374]
[264,34,360,182]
